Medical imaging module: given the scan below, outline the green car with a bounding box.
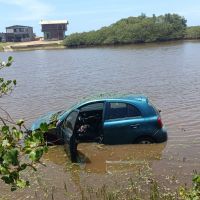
[31,95,167,162]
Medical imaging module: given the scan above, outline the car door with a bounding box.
[60,110,79,162]
[103,102,144,144]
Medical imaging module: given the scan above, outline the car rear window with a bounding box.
[107,102,141,120]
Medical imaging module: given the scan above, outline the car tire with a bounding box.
[135,137,155,144]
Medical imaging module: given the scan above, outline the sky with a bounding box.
[0,0,200,36]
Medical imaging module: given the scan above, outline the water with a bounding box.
[0,41,200,198]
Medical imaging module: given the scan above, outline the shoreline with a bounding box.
[0,40,65,52]
[63,38,200,49]
[0,38,200,52]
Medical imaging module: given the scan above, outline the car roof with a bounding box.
[77,94,148,106]
[58,94,149,121]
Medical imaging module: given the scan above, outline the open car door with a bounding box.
[60,110,79,162]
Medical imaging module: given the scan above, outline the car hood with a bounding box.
[31,111,59,131]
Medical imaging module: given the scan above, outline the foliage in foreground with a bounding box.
[179,173,200,200]
[76,173,200,200]
[63,163,199,200]
[64,13,187,47]
[0,57,16,97]
[0,57,53,190]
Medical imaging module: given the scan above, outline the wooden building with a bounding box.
[5,25,35,42]
[40,20,68,40]
[0,33,6,42]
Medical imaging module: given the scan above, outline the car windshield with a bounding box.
[57,103,80,119]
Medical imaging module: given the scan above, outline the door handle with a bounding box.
[130,124,140,129]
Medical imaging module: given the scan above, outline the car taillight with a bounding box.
[157,117,163,128]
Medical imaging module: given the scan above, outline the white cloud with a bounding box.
[0,0,53,21]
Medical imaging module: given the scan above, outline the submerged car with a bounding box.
[31,95,167,162]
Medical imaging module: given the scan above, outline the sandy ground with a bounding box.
[1,40,65,51]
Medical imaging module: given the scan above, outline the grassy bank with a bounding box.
[0,155,199,200]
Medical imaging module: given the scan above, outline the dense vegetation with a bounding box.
[0,57,55,190]
[185,26,200,39]
[64,13,188,47]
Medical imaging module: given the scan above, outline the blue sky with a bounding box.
[0,0,200,36]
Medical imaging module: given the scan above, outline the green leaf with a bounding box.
[10,171,19,181]
[2,139,10,147]
[6,62,12,67]
[48,123,56,129]
[193,174,200,185]
[12,128,23,140]
[3,149,19,166]
[13,80,17,85]
[0,165,9,175]
[16,179,28,188]
[16,119,24,127]
[29,151,36,161]
[2,125,9,134]
[8,56,13,62]
[29,148,44,162]
[35,148,44,161]
[1,175,13,184]
[6,80,12,85]
[40,123,48,132]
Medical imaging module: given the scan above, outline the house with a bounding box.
[5,25,35,42]
[40,20,68,40]
[0,33,6,42]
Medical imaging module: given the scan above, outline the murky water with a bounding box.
[0,41,200,199]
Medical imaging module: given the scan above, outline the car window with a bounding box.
[63,111,78,135]
[127,104,141,117]
[80,102,104,112]
[107,102,141,120]
[108,103,127,119]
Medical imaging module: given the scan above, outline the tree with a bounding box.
[185,26,200,39]
[63,13,188,47]
[0,57,54,191]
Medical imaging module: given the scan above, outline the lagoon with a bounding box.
[0,40,200,198]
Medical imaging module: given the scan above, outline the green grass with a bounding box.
[73,174,199,200]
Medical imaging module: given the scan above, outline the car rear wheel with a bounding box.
[135,137,155,144]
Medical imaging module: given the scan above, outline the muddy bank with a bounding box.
[0,144,196,200]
